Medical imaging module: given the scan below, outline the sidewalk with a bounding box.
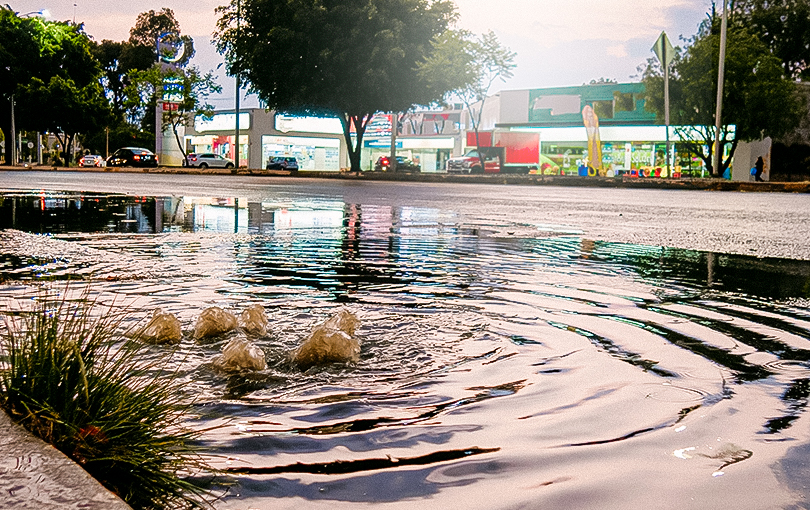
[0,410,130,509]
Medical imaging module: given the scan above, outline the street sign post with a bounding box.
[652,32,675,176]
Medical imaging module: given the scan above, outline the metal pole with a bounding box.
[10,94,16,165]
[155,34,162,158]
[713,0,728,177]
[664,43,671,177]
[389,113,397,172]
[234,0,240,167]
[37,132,42,164]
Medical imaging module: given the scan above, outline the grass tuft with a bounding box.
[0,292,214,510]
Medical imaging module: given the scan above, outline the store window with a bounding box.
[614,92,635,113]
[261,135,340,171]
[540,142,587,175]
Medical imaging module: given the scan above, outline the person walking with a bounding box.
[754,156,765,182]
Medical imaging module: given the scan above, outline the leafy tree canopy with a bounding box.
[0,8,102,163]
[417,29,515,169]
[129,8,194,66]
[216,0,457,171]
[126,63,221,160]
[91,39,154,120]
[17,76,111,163]
[735,0,810,80]
[642,19,803,176]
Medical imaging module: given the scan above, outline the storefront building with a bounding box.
[184,108,461,172]
[185,109,347,171]
[462,83,761,179]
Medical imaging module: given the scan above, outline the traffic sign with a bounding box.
[652,32,675,68]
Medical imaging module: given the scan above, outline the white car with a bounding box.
[185,153,235,169]
[78,154,105,167]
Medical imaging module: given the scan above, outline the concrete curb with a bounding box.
[0,410,131,509]
[2,164,809,192]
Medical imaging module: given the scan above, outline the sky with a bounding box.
[11,0,710,110]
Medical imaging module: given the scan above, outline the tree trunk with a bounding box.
[340,113,371,173]
[54,132,68,165]
[466,100,487,171]
[172,120,187,162]
[0,98,10,165]
[67,133,75,166]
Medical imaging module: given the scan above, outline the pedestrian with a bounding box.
[754,156,765,182]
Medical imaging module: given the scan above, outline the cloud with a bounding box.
[453,0,704,48]
[606,44,628,58]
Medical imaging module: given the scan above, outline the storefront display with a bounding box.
[261,135,341,171]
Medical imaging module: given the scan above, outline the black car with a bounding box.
[266,156,299,171]
[373,155,420,172]
[106,147,159,168]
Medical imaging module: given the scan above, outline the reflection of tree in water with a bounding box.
[0,193,164,234]
[764,378,810,434]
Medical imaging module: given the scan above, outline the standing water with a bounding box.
[1,173,810,509]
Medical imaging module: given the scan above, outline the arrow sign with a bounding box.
[652,31,675,68]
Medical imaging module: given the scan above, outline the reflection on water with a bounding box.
[2,190,810,509]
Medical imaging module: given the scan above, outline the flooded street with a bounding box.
[2,171,810,509]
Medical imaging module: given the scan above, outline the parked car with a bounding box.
[266,156,299,171]
[185,153,234,169]
[106,147,158,168]
[78,154,105,168]
[373,155,420,172]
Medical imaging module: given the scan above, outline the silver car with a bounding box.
[185,153,235,169]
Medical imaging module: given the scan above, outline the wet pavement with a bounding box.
[2,170,810,260]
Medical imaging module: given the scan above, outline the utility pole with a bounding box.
[234,0,240,167]
[713,0,728,177]
[155,34,163,159]
[10,94,16,165]
[389,113,398,172]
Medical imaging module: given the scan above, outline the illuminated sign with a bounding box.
[262,135,340,147]
[162,77,183,103]
[275,114,343,134]
[195,113,251,132]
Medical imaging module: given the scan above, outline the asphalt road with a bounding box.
[2,170,810,260]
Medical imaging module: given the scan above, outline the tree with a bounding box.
[0,9,105,164]
[216,0,456,172]
[129,8,194,66]
[736,0,810,80]
[91,39,154,121]
[126,64,220,162]
[17,76,111,163]
[417,29,515,171]
[641,20,803,176]
[0,8,45,163]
